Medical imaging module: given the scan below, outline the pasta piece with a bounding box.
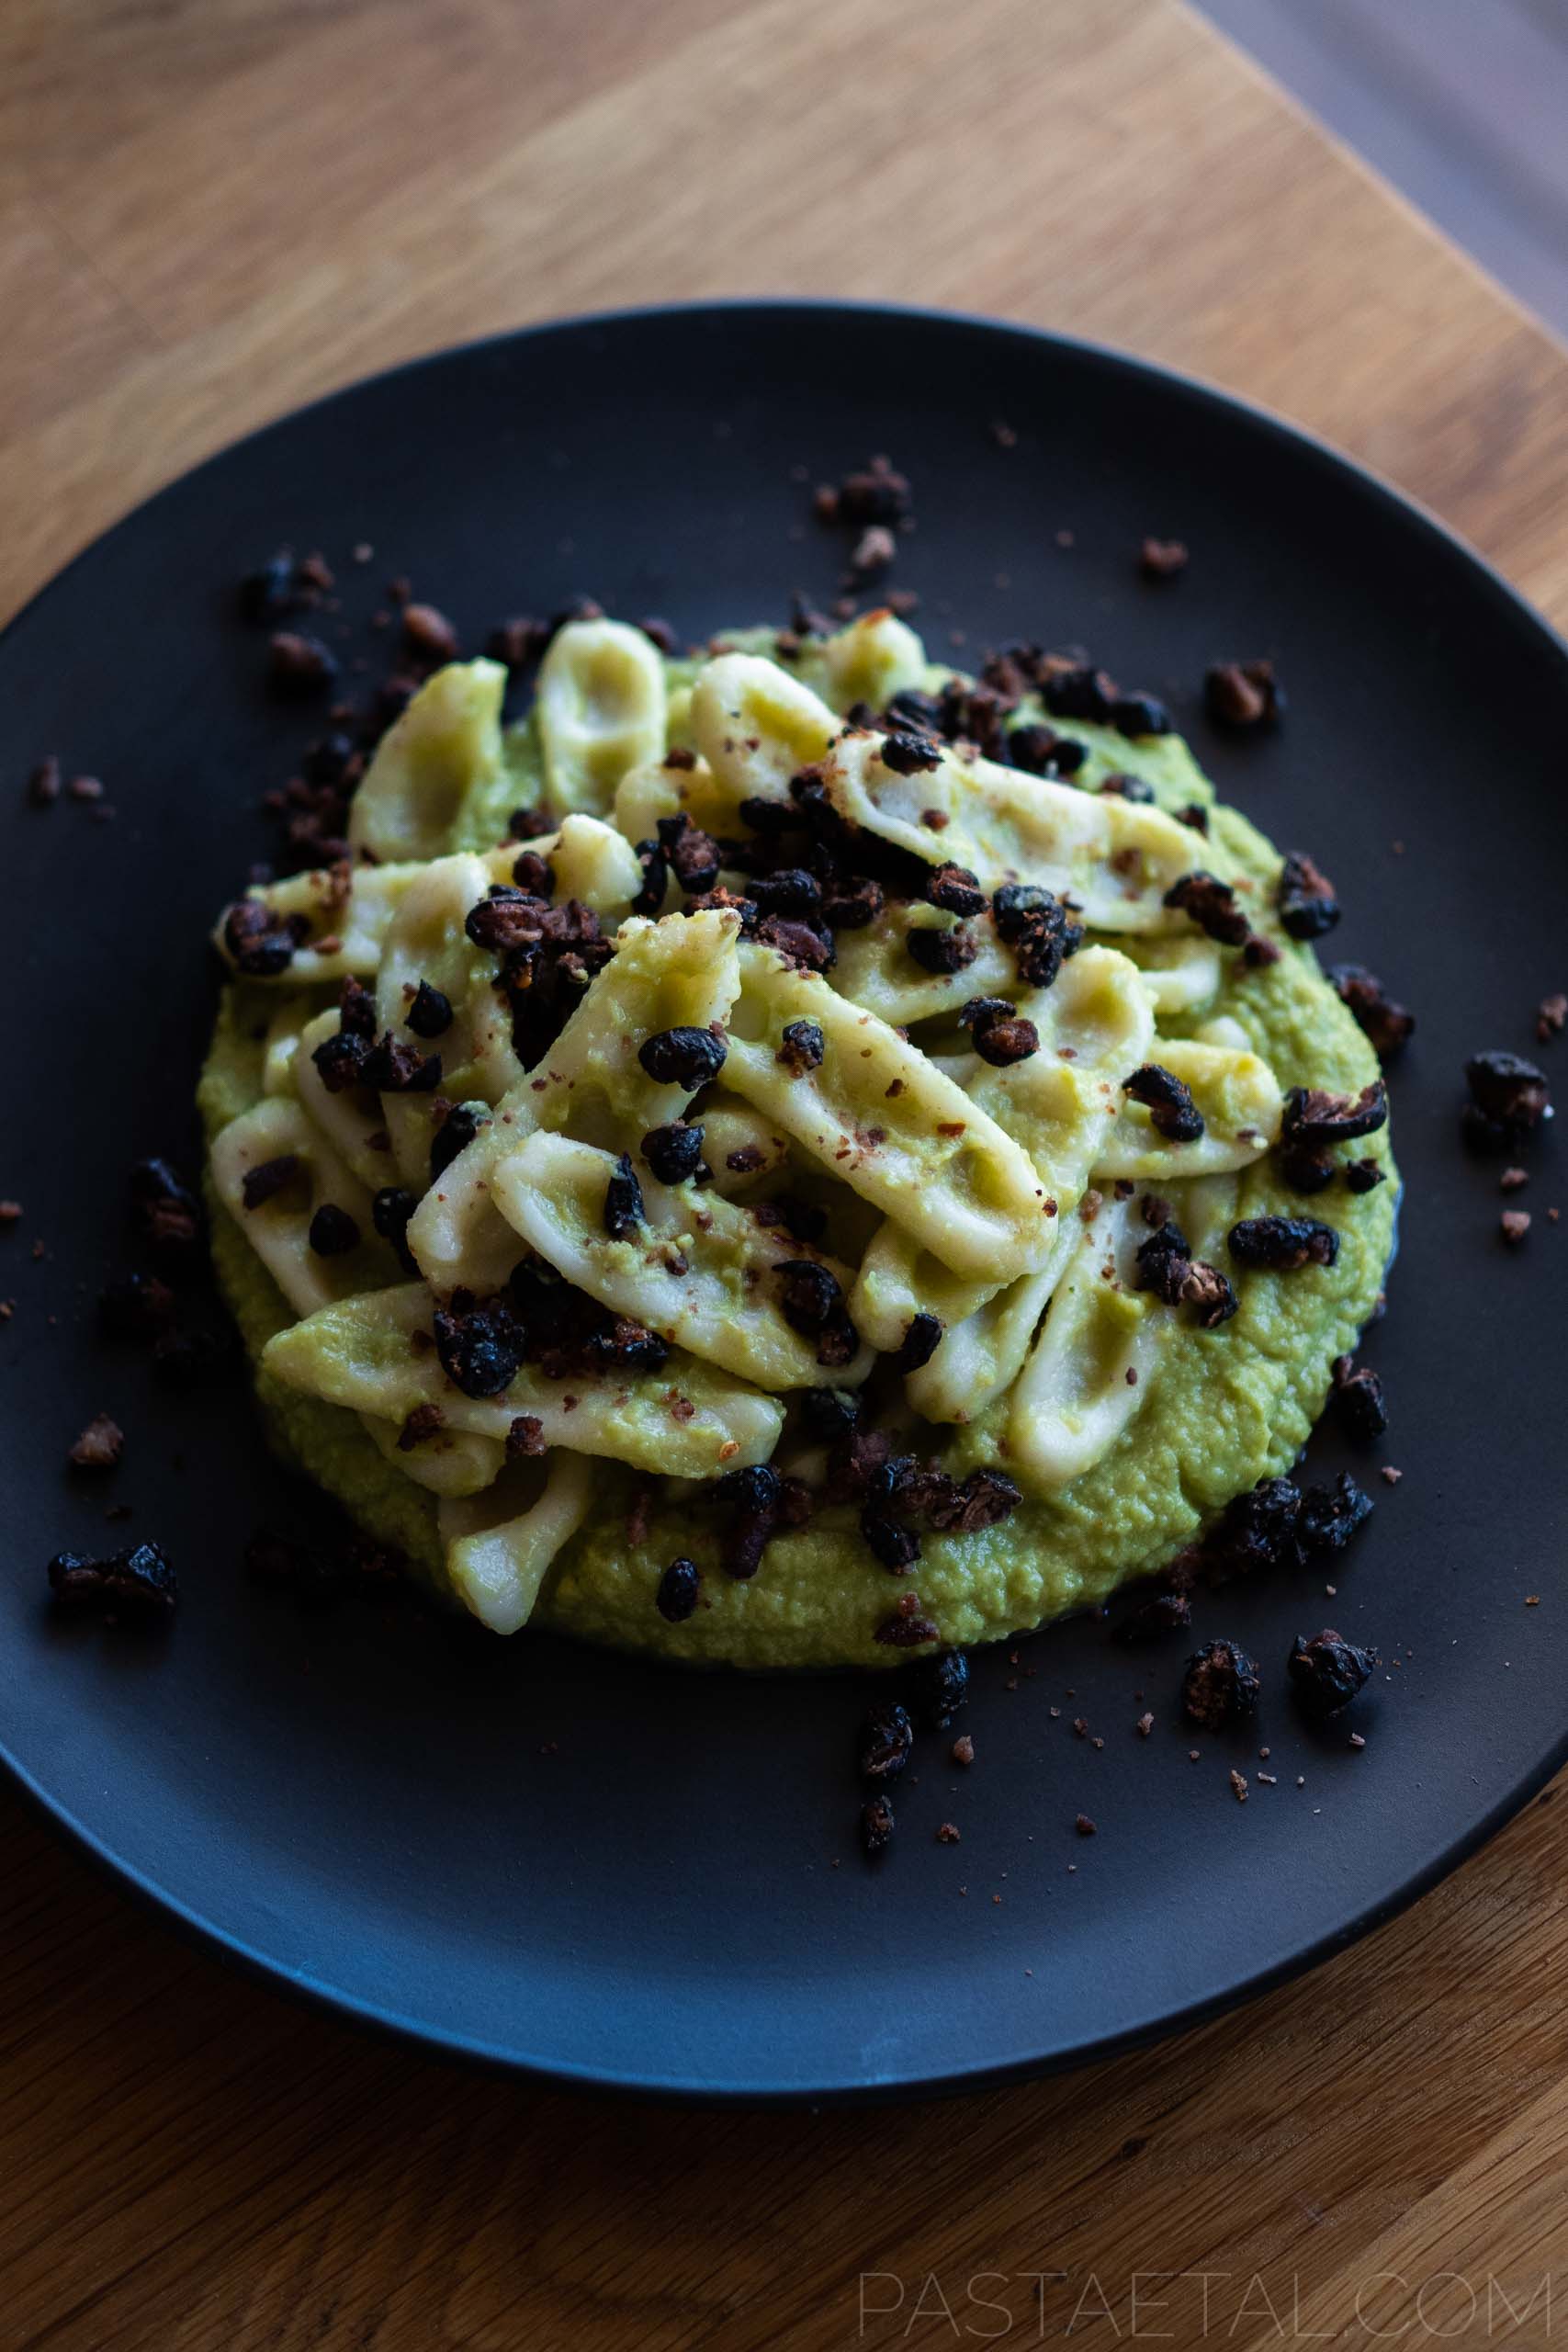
[261,996,310,1096]
[792,611,928,711]
[482,812,645,922]
[1193,1012,1250,1052]
[209,1098,400,1316]
[349,659,508,864]
[214,862,426,984]
[373,852,519,1188]
[613,752,750,850]
[492,1133,874,1389]
[553,812,644,917]
[689,653,840,806]
[724,945,1057,1283]
[1013,943,1156,1069]
[1091,1037,1283,1181]
[262,1283,784,1477]
[830,910,1017,1029]
[1165,1170,1241,1261]
[694,1097,793,1194]
[905,1238,1073,1426]
[1007,1194,1161,1492]
[215,1102,502,1496]
[613,756,682,848]
[849,1219,998,1352]
[360,1410,506,1499]
[849,946,1155,1347]
[821,731,1199,929]
[376,852,518,1072]
[959,947,1156,1170]
[385,849,507,1029]
[1112,930,1224,1016]
[408,909,744,1295]
[536,620,667,819]
[439,1453,592,1633]
[295,1008,405,1190]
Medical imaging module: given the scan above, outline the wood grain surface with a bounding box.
[5,2,1568,2346]
[1198,0,1568,341]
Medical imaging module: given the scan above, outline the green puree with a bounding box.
[200,651,1396,1668]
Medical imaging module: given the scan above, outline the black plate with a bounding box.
[4,302,1565,2101]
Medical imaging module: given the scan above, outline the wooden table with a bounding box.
[6,2,1568,2344]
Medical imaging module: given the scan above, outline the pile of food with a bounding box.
[202,608,1395,1666]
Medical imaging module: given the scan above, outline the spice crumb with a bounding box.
[1140,536,1189,581]
[1136,1712,1155,1737]
[1525,1595,1540,1607]
[1075,1813,1096,1836]
[1348,1732,1367,1750]
[1502,1209,1532,1244]
[936,1821,961,1844]
[1381,1465,1404,1486]
[1228,1770,1248,1804]
[68,1412,125,1470]
[951,1734,975,1766]
[26,755,61,807]
[0,1201,21,1223]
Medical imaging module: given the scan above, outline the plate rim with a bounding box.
[7,1699,1566,2108]
[8,295,1567,684]
[6,296,1567,2104]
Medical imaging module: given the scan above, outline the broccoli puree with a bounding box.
[200,650,1395,1668]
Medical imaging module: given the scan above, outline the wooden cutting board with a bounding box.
[3,1,1566,2344]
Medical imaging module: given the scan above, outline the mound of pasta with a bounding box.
[201,611,1395,1666]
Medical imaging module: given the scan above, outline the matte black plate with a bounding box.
[3,303,1564,2101]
